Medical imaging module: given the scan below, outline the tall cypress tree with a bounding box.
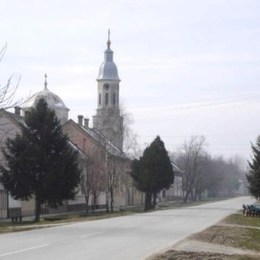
[247,136,260,199]
[0,98,81,221]
[131,136,174,210]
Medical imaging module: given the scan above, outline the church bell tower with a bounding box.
[93,31,123,150]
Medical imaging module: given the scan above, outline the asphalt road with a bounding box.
[0,196,255,260]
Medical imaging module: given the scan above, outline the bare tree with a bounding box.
[89,154,106,212]
[176,136,207,202]
[81,165,91,213]
[81,148,106,213]
[121,107,139,159]
[106,155,119,213]
[0,44,21,109]
[105,152,128,213]
[193,153,214,200]
[94,105,134,213]
[175,138,244,201]
[0,44,22,168]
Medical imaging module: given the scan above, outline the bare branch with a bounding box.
[0,44,23,109]
[0,43,7,62]
[0,73,21,109]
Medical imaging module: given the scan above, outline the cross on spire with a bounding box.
[107,29,111,49]
[44,73,48,89]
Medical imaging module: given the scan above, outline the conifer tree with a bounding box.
[247,136,260,199]
[0,98,81,221]
[131,136,174,210]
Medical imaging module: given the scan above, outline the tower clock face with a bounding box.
[104,83,110,90]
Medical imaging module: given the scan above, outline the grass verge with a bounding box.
[194,212,260,251]
[150,212,260,260]
[0,211,130,234]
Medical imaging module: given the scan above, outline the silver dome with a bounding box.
[97,47,120,81]
[22,87,69,111]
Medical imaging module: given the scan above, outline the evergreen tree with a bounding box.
[0,98,81,221]
[131,136,174,210]
[247,136,260,199]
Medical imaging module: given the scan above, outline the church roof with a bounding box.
[0,108,86,160]
[65,119,127,159]
[22,75,69,111]
[97,31,120,82]
[171,162,184,176]
[69,140,88,161]
[85,127,127,159]
[0,108,25,127]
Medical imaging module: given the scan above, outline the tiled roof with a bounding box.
[78,124,128,159]
[0,108,25,127]
[171,162,184,175]
[64,119,127,159]
[0,109,87,159]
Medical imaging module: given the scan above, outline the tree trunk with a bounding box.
[183,179,190,203]
[183,188,191,203]
[191,188,195,201]
[84,194,89,214]
[152,192,157,209]
[93,194,97,213]
[35,197,41,222]
[183,192,188,203]
[110,189,114,213]
[105,191,109,213]
[144,191,152,211]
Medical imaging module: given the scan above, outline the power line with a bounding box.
[128,92,260,121]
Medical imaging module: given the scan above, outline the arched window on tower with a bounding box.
[112,93,116,105]
[99,93,101,106]
[105,93,109,106]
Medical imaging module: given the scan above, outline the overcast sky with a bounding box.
[1,0,260,160]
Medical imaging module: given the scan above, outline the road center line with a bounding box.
[0,244,49,257]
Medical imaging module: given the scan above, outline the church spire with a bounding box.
[107,29,111,49]
[44,73,48,90]
[97,29,120,81]
[93,32,123,150]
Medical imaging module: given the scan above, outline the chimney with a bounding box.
[14,106,21,116]
[78,115,83,126]
[84,118,89,128]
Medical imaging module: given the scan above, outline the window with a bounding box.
[99,93,101,105]
[113,93,116,105]
[105,93,109,105]
[104,83,110,90]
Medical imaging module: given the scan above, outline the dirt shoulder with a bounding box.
[148,212,260,260]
